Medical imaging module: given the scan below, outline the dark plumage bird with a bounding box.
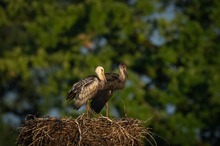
[66,66,107,116]
[90,63,127,117]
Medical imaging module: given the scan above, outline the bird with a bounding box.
[90,63,127,117]
[66,66,107,116]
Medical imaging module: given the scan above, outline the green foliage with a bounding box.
[0,0,220,145]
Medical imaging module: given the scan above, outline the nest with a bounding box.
[17,114,155,146]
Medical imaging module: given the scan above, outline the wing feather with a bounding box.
[90,89,114,113]
[66,76,100,109]
[90,73,120,113]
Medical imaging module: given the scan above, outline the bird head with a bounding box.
[119,63,128,78]
[95,66,107,83]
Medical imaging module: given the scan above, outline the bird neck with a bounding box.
[119,70,126,81]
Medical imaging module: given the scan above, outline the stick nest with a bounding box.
[17,114,154,146]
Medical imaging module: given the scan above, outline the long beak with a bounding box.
[102,73,107,83]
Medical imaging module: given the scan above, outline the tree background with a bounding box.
[0,0,220,145]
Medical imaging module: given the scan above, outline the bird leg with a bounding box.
[86,100,90,117]
[105,102,109,117]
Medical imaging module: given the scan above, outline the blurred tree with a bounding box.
[0,0,219,146]
[147,1,220,145]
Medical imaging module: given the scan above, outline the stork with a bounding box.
[90,63,127,117]
[66,66,107,116]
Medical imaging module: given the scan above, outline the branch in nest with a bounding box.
[17,114,156,146]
